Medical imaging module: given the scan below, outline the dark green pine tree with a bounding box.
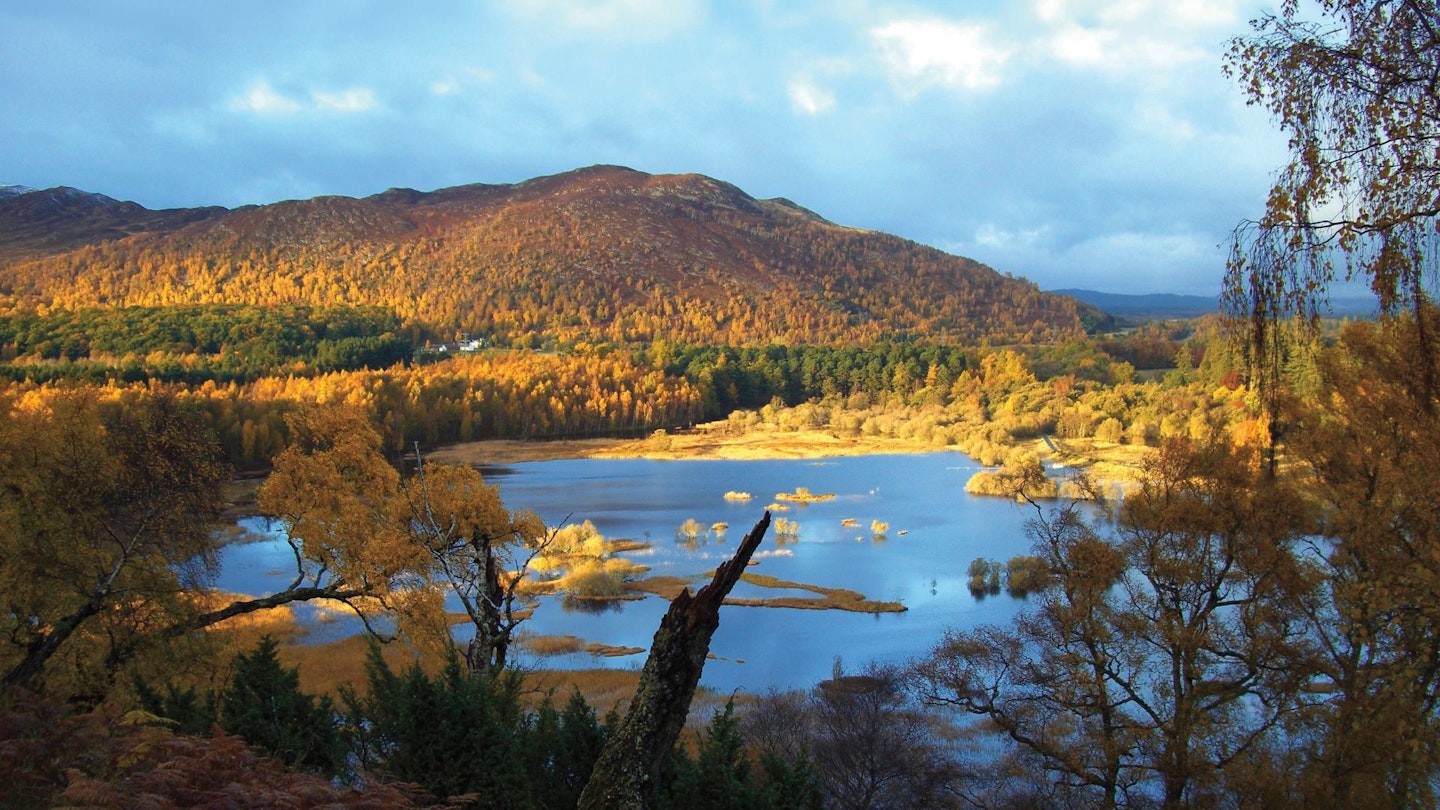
[527,689,609,809]
[755,750,825,810]
[132,677,217,737]
[661,699,826,810]
[219,635,344,775]
[355,644,531,805]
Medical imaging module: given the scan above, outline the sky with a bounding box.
[0,0,1292,296]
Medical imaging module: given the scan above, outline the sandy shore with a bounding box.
[423,426,1149,490]
[224,424,1147,516]
[425,424,942,466]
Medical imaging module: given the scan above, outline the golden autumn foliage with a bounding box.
[0,166,1091,348]
[0,348,706,468]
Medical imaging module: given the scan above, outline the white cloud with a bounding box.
[1163,0,1241,27]
[232,80,303,114]
[1034,0,1236,71]
[1037,0,1239,28]
[1047,25,1113,66]
[312,87,376,112]
[787,79,835,115]
[505,0,702,39]
[872,18,1012,94]
[229,80,377,116]
[973,222,1048,250]
[1136,101,1197,142]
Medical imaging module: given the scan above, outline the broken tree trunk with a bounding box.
[577,511,771,810]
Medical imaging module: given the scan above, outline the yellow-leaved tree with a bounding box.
[1,390,226,701]
[256,405,551,674]
[400,457,548,673]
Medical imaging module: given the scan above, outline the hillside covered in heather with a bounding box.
[0,165,1099,346]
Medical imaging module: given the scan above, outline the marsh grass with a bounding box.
[521,633,645,658]
[729,572,905,613]
[521,669,649,716]
[276,635,441,697]
[624,575,697,600]
[523,633,586,655]
[774,486,836,503]
[276,635,647,718]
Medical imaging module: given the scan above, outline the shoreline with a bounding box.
[422,425,1149,490]
[225,424,1149,516]
[423,424,945,466]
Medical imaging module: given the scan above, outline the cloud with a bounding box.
[230,80,378,116]
[232,80,303,115]
[1044,24,1207,70]
[787,79,836,115]
[312,88,376,113]
[0,0,1288,296]
[313,88,376,113]
[974,222,1049,250]
[872,18,1012,94]
[1046,25,1113,66]
[1034,0,1237,71]
[1036,0,1240,27]
[505,0,702,40]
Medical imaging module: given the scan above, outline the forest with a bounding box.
[3,1,1440,807]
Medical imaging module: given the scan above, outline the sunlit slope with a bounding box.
[0,165,1096,344]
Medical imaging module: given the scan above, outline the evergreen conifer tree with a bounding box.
[219,635,343,775]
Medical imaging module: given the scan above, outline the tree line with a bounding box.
[0,303,414,382]
[0,322,1261,472]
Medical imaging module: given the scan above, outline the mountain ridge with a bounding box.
[0,166,1096,345]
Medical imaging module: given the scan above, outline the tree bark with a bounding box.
[578,511,770,810]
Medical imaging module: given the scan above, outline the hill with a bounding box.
[1053,289,1220,320]
[0,166,1095,345]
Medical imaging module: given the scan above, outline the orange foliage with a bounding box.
[0,167,1087,347]
[1,349,704,467]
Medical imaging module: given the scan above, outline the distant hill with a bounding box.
[0,166,1096,346]
[0,186,224,255]
[1053,289,1220,320]
[1055,287,1380,321]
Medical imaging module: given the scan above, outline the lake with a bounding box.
[219,452,1042,694]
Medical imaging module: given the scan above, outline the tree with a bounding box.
[1225,0,1440,422]
[0,391,227,699]
[219,636,344,775]
[807,666,964,810]
[243,405,424,633]
[1280,314,1440,807]
[0,688,427,810]
[919,502,1139,808]
[663,700,764,810]
[742,664,963,810]
[255,409,552,674]
[919,441,1313,808]
[402,452,549,673]
[1226,0,1440,321]
[579,514,771,810]
[347,645,531,803]
[528,688,611,810]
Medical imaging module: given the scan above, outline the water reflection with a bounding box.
[217,453,1041,693]
[560,596,627,615]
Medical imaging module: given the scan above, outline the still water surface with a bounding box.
[220,452,1039,693]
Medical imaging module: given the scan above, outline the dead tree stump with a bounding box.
[577,511,771,810]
